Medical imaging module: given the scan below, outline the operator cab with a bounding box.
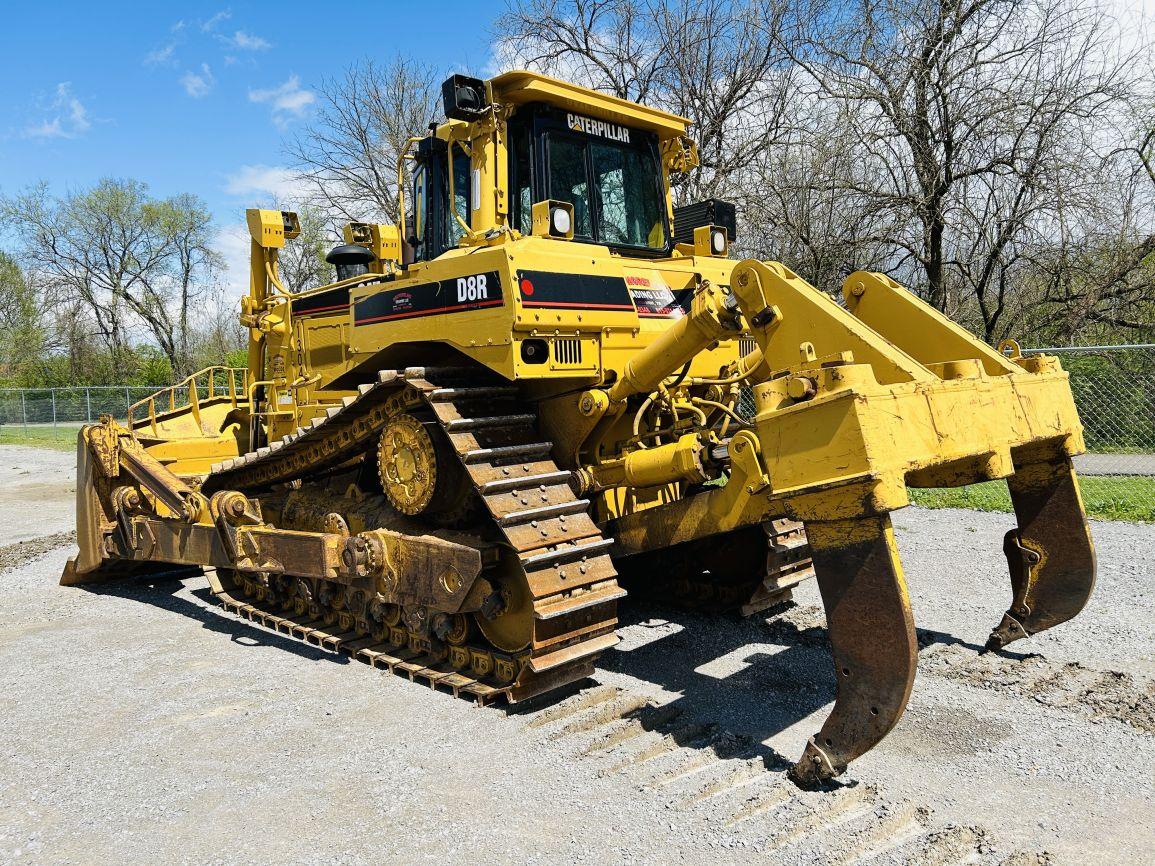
[407,72,692,263]
[506,104,670,255]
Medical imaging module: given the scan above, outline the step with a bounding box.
[534,585,627,620]
[480,469,573,494]
[528,633,619,673]
[428,385,519,402]
[519,537,615,569]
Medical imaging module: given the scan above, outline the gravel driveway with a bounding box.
[0,445,1150,865]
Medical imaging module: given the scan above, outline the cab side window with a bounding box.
[510,123,533,236]
[447,150,471,249]
[411,165,427,249]
[412,137,473,262]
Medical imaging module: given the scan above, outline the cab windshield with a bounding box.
[546,134,667,251]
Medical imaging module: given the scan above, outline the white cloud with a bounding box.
[215,222,252,296]
[224,164,310,202]
[24,82,91,139]
[180,64,215,98]
[201,9,231,32]
[220,30,271,51]
[248,75,315,127]
[144,43,176,66]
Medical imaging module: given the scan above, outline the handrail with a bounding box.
[127,366,249,437]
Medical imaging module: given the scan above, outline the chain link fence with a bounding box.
[1,346,1151,517]
[1027,345,1154,520]
[0,387,163,444]
[0,386,162,428]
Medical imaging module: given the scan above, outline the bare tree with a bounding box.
[498,0,1151,343]
[781,0,1140,339]
[1016,134,1155,344]
[497,0,667,102]
[288,57,440,224]
[740,98,906,291]
[272,204,336,294]
[149,193,221,371]
[497,0,802,202]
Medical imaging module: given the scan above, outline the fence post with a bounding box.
[125,387,131,420]
[51,389,57,428]
[86,388,92,423]
[20,391,26,433]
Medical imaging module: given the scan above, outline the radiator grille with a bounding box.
[739,336,757,356]
[553,338,583,366]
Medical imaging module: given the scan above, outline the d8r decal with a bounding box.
[457,274,490,302]
[355,271,503,325]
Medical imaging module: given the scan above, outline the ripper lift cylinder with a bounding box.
[607,284,738,403]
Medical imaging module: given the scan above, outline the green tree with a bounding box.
[1,179,221,379]
[0,251,51,386]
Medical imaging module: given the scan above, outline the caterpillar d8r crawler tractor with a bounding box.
[63,71,1096,786]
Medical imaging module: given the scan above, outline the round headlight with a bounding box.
[711,228,726,254]
[551,207,572,236]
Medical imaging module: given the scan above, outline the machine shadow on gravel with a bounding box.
[592,601,838,772]
[80,573,341,664]
[590,599,1043,773]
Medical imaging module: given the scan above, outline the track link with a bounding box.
[205,366,623,703]
[212,579,512,704]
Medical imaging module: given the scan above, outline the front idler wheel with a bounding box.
[475,555,534,653]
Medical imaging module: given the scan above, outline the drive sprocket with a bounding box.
[377,411,471,519]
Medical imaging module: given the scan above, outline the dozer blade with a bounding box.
[987,456,1097,650]
[789,515,917,788]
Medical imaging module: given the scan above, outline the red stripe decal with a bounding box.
[521,301,635,310]
[356,299,504,325]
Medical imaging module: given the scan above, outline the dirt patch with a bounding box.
[919,643,1155,733]
[761,603,1155,735]
[0,530,75,572]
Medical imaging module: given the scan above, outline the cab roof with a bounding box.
[489,70,691,140]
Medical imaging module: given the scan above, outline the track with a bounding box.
[211,579,517,704]
[617,520,813,615]
[205,366,623,702]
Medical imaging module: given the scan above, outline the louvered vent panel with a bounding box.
[553,338,583,366]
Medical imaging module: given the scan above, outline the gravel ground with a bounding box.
[0,445,1151,865]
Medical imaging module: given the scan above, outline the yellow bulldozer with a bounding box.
[63,71,1096,786]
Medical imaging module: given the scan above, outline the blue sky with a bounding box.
[0,1,501,286]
